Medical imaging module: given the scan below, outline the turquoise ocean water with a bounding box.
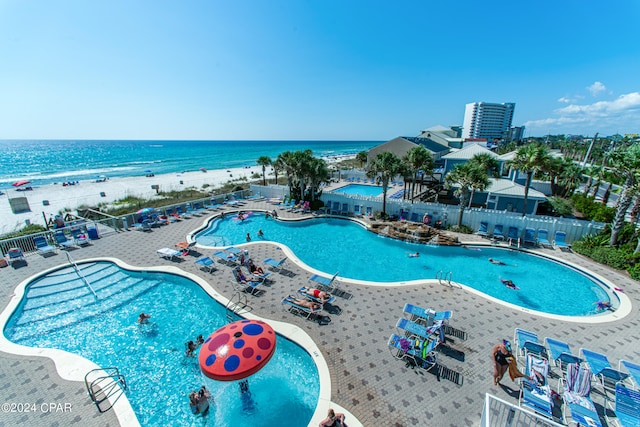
[0,140,378,189]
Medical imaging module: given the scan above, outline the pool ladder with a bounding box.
[84,367,127,413]
[226,291,252,321]
[65,251,98,299]
[436,270,453,286]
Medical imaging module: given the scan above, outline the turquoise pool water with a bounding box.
[330,184,383,197]
[195,216,610,316]
[4,262,319,427]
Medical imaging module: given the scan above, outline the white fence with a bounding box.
[480,394,564,427]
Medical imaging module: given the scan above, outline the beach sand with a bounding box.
[0,165,265,235]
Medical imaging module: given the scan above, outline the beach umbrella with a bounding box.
[199,319,276,381]
[12,180,30,187]
[136,207,155,215]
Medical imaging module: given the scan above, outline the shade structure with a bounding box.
[199,319,276,381]
[12,180,30,187]
[136,207,155,215]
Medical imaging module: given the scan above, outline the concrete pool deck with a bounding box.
[0,200,638,426]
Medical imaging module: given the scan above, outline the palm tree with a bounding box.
[608,144,640,246]
[403,145,434,203]
[508,143,552,216]
[465,153,500,207]
[305,157,330,202]
[366,152,404,217]
[256,156,271,186]
[445,163,490,227]
[356,151,368,168]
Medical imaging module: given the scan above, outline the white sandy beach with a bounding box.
[0,165,265,235]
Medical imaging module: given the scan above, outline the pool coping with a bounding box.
[0,257,360,427]
[192,213,631,324]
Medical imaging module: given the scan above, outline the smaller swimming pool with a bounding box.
[330,184,382,197]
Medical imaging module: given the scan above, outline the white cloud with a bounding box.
[557,97,572,103]
[524,92,640,135]
[587,81,606,96]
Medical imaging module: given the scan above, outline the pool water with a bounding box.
[330,184,383,197]
[196,216,610,316]
[4,262,319,427]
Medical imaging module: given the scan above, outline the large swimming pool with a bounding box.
[3,262,319,427]
[330,184,383,197]
[195,215,611,316]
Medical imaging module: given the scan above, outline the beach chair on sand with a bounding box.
[520,354,554,419]
[537,229,552,248]
[281,295,325,320]
[514,328,548,362]
[606,383,640,427]
[561,363,602,427]
[34,236,56,256]
[581,348,629,402]
[545,337,583,370]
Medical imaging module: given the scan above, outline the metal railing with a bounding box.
[480,393,564,427]
[65,251,97,299]
[84,367,127,413]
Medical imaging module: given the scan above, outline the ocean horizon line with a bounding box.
[0,138,384,143]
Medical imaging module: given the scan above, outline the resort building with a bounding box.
[417,125,464,149]
[366,136,450,166]
[462,102,515,141]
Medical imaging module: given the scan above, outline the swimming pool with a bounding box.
[3,261,319,427]
[195,215,611,316]
[330,184,383,197]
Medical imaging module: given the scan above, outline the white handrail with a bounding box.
[65,251,98,299]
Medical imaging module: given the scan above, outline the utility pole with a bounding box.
[582,132,598,168]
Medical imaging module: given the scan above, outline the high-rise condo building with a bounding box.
[462,102,515,141]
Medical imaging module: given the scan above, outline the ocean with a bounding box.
[0,140,378,188]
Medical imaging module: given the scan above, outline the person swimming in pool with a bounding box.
[501,279,519,290]
[138,312,151,324]
[489,258,506,265]
[408,252,420,258]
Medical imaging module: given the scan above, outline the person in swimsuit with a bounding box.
[300,286,331,303]
[492,340,514,385]
[318,408,346,427]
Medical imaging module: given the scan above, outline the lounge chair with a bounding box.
[281,294,323,319]
[396,317,445,345]
[492,224,505,240]
[132,219,153,231]
[606,383,640,427]
[523,228,537,246]
[514,328,547,362]
[619,360,640,391]
[331,202,340,215]
[176,206,191,218]
[520,354,554,419]
[477,221,489,238]
[232,268,263,295]
[297,286,335,304]
[263,257,287,271]
[166,208,182,221]
[581,349,629,401]
[309,271,339,291]
[365,206,373,217]
[195,256,216,273]
[353,205,362,217]
[71,228,90,246]
[507,226,520,246]
[545,337,583,370]
[54,230,76,249]
[214,250,238,265]
[175,241,196,255]
[156,247,183,260]
[537,229,552,248]
[387,333,438,373]
[561,363,602,427]
[33,236,56,256]
[554,231,570,250]
[6,248,27,266]
[403,303,452,327]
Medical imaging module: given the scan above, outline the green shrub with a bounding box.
[588,246,633,270]
[447,225,473,234]
[547,196,574,217]
[570,194,615,222]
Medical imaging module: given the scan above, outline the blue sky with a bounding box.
[1,0,639,140]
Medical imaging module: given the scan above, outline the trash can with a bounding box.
[87,224,100,240]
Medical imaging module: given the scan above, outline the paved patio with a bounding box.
[0,201,638,427]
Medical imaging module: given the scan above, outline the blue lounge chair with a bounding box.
[537,229,552,248]
[263,256,287,271]
[214,250,237,265]
[607,383,640,427]
[545,337,582,369]
[554,231,570,249]
[388,333,438,372]
[514,328,547,361]
[33,236,56,256]
[156,247,183,260]
[492,224,505,240]
[54,230,75,249]
[581,349,630,400]
[195,256,216,273]
[331,202,340,215]
[71,229,90,246]
[281,295,323,319]
[477,221,489,238]
[6,247,27,266]
[620,360,640,391]
[353,205,362,216]
[561,363,602,427]
[365,206,373,217]
[232,267,263,295]
[396,318,445,344]
[309,271,339,290]
[523,228,537,246]
[297,286,335,304]
[507,226,520,246]
[340,203,349,216]
[403,303,452,326]
[520,354,554,419]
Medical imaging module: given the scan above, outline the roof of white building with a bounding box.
[442,143,498,160]
[486,178,546,199]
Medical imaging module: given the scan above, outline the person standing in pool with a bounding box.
[138,312,151,324]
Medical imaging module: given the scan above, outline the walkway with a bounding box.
[0,200,638,427]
